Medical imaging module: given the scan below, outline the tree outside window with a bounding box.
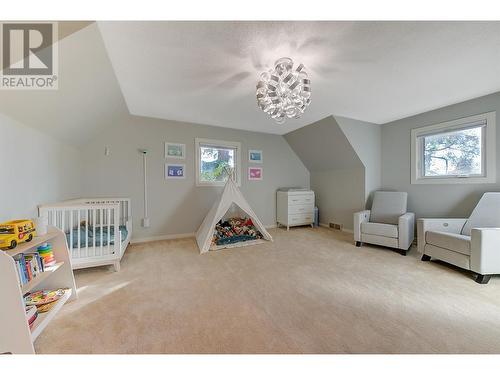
[423,126,482,177]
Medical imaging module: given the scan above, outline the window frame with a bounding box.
[195,138,242,187]
[410,111,496,184]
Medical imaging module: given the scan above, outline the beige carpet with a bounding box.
[35,227,500,354]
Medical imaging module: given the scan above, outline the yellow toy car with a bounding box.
[0,220,36,250]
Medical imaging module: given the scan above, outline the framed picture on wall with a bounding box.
[165,142,186,159]
[248,149,263,163]
[248,167,263,181]
[165,163,186,179]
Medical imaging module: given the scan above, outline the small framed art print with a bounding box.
[165,163,186,179]
[248,149,263,163]
[248,166,263,181]
[165,142,186,159]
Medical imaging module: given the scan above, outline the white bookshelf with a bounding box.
[0,226,77,354]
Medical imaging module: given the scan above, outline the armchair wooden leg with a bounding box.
[355,241,362,247]
[475,274,491,284]
[421,254,431,261]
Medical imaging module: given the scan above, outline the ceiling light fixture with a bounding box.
[256,57,311,124]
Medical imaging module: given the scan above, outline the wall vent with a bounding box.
[329,222,343,231]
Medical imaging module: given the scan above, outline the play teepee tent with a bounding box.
[196,176,272,254]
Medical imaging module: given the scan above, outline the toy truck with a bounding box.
[0,220,37,250]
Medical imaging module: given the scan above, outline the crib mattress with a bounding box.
[66,225,128,248]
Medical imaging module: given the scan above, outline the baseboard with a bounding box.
[130,224,288,244]
[131,232,195,244]
[319,222,353,233]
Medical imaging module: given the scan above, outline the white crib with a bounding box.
[38,198,132,272]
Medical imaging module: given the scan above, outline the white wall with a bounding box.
[381,91,500,219]
[0,114,82,222]
[80,115,310,241]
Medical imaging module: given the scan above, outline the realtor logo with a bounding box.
[1,22,58,89]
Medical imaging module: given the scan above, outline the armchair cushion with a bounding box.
[461,192,500,236]
[361,222,398,238]
[370,191,408,225]
[426,231,471,256]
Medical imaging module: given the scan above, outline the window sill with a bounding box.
[196,181,241,187]
[411,175,496,184]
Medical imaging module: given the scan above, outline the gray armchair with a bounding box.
[354,191,415,255]
[418,192,500,284]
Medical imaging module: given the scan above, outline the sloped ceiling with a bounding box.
[284,116,363,171]
[98,21,500,135]
[58,21,94,40]
[0,22,128,146]
[3,21,500,144]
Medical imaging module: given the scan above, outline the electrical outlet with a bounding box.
[142,218,150,228]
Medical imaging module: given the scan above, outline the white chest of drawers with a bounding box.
[276,189,315,230]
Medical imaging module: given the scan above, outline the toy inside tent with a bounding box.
[195,167,273,254]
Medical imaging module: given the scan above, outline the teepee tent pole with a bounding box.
[222,166,235,183]
[195,177,272,254]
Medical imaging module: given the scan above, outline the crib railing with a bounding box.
[39,203,121,260]
[61,198,131,228]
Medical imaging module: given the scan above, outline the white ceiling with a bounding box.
[0,23,128,146]
[98,21,500,134]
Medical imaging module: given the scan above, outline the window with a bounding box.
[411,112,496,184]
[195,138,241,186]
[0,226,14,234]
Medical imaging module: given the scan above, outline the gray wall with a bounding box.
[81,115,309,241]
[284,116,380,229]
[284,116,363,171]
[311,168,365,230]
[381,91,500,219]
[336,116,382,206]
[0,114,82,222]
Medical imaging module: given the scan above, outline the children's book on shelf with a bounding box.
[13,252,45,287]
[23,288,70,317]
[37,300,59,313]
[24,289,67,307]
[25,305,38,329]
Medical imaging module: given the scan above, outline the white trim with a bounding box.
[248,149,263,163]
[195,138,241,187]
[131,224,277,244]
[164,142,186,159]
[411,111,496,184]
[131,232,195,244]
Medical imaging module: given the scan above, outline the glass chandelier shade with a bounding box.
[256,57,311,124]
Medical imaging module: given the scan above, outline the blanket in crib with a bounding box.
[65,225,128,248]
